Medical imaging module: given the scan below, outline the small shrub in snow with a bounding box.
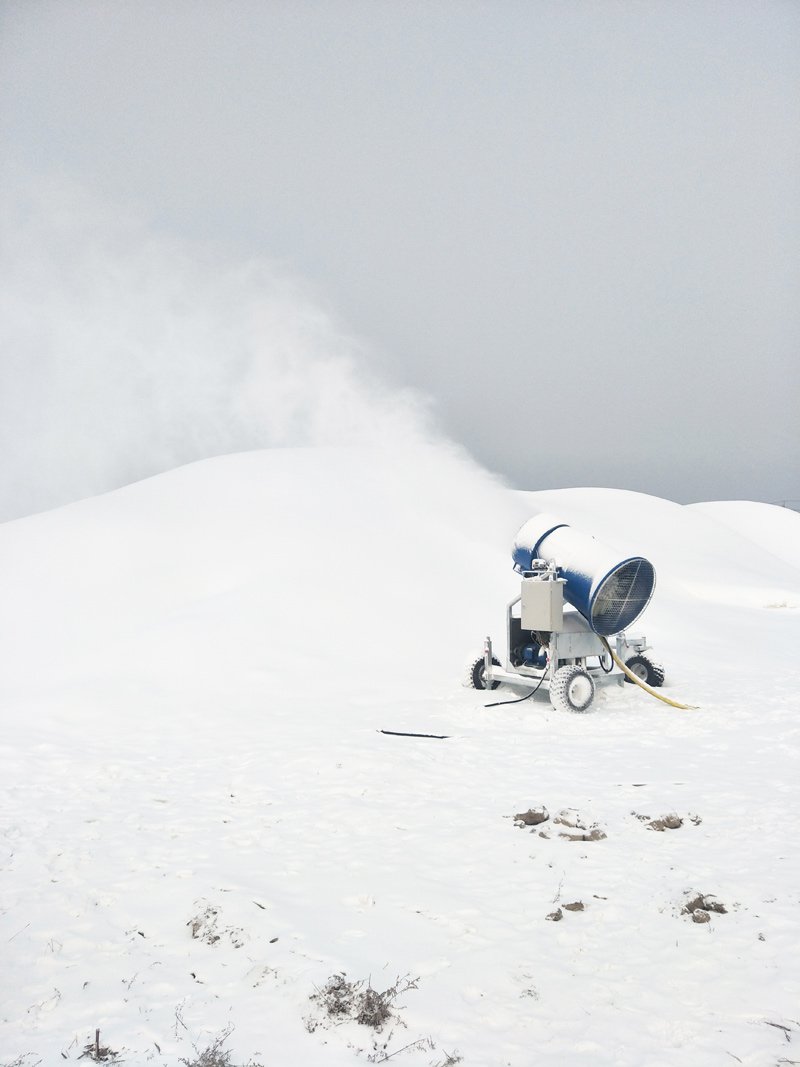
[365,1036,462,1065]
[187,902,245,948]
[431,1053,463,1067]
[306,973,418,1033]
[78,1030,122,1062]
[179,1025,264,1067]
[179,1030,233,1067]
[188,904,222,945]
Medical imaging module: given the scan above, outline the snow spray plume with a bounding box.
[0,173,443,521]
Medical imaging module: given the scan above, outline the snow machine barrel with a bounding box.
[512,513,656,636]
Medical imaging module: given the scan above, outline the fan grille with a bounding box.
[590,558,655,635]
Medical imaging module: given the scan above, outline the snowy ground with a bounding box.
[1,446,798,1066]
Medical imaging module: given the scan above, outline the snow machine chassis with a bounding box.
[471,523,664,713]
[474,589,659,714]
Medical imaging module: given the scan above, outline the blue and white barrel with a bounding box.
[512,513,656,636]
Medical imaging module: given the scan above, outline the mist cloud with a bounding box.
[0,174,436,521]
[2,2,797,507]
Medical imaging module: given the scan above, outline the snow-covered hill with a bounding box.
[1,447,798,1066]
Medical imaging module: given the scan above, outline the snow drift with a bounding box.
[0,447,798,1066]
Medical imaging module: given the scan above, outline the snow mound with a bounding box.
[1,449,798,1066]
[687,499,800,571]
[0,445,517,704]
[516,486,800,610]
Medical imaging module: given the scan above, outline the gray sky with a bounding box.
[1,0,798,508]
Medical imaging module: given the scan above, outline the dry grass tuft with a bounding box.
[307,973,419,1033]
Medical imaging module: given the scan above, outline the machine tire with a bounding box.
[624,654,665,687]
[468,655,501,690]
[549,665,595,713]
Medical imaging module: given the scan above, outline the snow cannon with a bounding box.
[512,513,656,636]
[467,512,664,714]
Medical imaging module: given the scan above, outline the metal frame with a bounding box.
[482,575,653,699]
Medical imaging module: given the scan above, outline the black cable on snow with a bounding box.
[379,730,450,739]
[485,666,548,707]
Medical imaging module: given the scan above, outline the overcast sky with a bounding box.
[1,0,798,509]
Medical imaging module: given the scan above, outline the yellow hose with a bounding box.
[599,637,699,710]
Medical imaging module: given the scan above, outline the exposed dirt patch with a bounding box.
[648,814,683,831]
[682,893,727,922]
[559,828,607,841]
[553,809,606,841]
[514,806,549,827]
[633,811,701,829]
[552,808,583,828]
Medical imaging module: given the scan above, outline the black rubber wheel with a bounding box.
[468,655,501,690]
[549,665,596,713]
[624,654,665,687]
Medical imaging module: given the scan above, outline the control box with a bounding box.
[521,577,565,631]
